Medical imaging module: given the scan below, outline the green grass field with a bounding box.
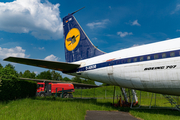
[0,86,180,120]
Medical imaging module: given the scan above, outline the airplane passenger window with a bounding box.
[121,60,124,63]
[162,53,166,58]
[154,54,158,59]
[134,58,137,62]
[147,56,151,60]
[140,57,143,61]
[170,52,175,57]
[127,59,131,63]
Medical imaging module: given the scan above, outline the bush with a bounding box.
[0,78,37,101]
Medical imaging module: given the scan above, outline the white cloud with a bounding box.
[0,46,28,59]
[176,29,180,32]
[117,32,133,37]
[126,20,141,26]
[38,47,45,50]
[87,19,110,29]
[171,4,180,14]
[44,54,59,61]
[0,0,63,40]
[132,20,141,26]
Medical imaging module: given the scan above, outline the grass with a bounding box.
[0,98,180,120]
[0,86,180,120]
[0,98,116,120]
[73,86,179,107]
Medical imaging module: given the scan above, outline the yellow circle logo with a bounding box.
[65,28,80,51]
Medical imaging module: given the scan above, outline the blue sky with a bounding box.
[0,0,180,83]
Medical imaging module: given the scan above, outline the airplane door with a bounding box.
[107,62,118,85]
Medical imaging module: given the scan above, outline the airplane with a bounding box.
[4,8,180,96]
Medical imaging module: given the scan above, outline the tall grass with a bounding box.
[0,86,180,120]
[0,98,180,120]
[0,98,116,120]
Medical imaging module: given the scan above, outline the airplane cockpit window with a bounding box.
[170,52,175,57]
[154,54,158,59]
[162,53,166,58]
[133,58,137,62]
[140,56,144,61]
[147,56,151,60]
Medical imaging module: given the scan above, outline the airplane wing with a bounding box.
[3,57,80,72]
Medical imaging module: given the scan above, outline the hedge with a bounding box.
[0,79,37,101]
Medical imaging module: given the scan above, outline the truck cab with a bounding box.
[37,82,45,93]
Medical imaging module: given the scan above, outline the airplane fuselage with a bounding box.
[70,37,180,95]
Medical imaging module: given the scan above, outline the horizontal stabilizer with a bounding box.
[3,57,80,72]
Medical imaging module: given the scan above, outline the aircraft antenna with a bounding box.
[70,7,85,15]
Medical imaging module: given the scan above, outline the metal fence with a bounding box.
[72,86,180,108]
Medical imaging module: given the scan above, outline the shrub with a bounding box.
[0,78,37,101]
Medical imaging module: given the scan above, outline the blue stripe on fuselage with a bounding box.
[77,49,180,72]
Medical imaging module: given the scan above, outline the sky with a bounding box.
[0,0,180,84]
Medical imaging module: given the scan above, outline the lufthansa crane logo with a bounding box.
[65,28,80,51]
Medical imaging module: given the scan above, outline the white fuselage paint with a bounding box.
[70,37,180,95]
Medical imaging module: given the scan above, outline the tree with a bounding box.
[51,70,62,80]
[22,70,36,79]
[0,63,18,80]
[31,72,36,79]
[71,76,82,83]
[36,70,52,80]
[63,77,71,81]
[83,79,95,85]
[101,83,110,86]
[5,64,15,70]
[0,63,3,69]
[19,71,23,77]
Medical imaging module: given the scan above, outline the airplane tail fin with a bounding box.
[63,8,105,62]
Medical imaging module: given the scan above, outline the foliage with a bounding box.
[63,77,71,81]
[82,79,95,85]
[19,71,23,77]
[36,70,52,80]
[0,63,37,101]
[0,79,37,101]
[51,70,62,80]
[101,83,110,86]
[0,64,19,80]
[0,63,3,69]
[72,76,82,83]
[21,70,36,79]
[71,76,95,85]
[35,70,63,80]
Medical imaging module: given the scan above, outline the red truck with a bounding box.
[37,82,75,98]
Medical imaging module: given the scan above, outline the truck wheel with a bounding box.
[63,93,69,98]
[69,94,73,98]
[40,93,45,97]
